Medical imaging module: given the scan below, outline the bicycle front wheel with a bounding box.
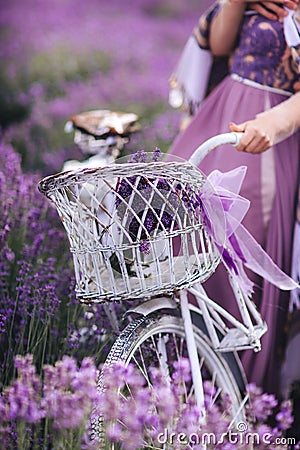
[98,312,245,447]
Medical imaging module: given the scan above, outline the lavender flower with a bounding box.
[139,241,151,254]
[129,148,148,163]
[0,355,101,448]
[172,357,192,383]
[1,355,44,424]
[0,314,7,334]
[43,356,98,430]
[275,400,294,430]
[246,383,278,421]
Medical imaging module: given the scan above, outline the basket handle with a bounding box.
[188,132,243,166]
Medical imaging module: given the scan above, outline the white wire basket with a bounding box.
[38,153,222,303]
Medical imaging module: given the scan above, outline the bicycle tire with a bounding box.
[97,312,245,448]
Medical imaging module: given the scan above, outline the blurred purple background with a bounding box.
[0,0,212,171]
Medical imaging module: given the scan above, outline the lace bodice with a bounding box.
[196,3,300,93]
[231,13,298,91]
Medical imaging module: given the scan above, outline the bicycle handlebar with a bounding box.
[188,132,243,167]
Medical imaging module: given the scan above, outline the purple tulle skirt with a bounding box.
[169,75,300,394]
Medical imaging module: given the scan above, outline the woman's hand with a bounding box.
[229,119,275,153]
[248,0,299,21]
[230,91,300,153]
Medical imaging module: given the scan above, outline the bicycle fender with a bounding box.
[125,296,178,318]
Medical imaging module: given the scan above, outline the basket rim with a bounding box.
[38,159,207,197]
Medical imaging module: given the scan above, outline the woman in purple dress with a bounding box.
[231,89,300,438]
[168,0,300,394]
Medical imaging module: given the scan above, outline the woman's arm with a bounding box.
[229,91,300,153]
[209,0,246,56]
[209,0,298,55]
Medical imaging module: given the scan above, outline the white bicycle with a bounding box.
[39,124,271,445]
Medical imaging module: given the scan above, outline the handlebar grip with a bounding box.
[188,132,243,167]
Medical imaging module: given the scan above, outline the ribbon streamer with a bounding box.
[201,167,299,296]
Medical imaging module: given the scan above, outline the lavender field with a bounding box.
[0,1,206,447]
[0,0,296,448]
[1,0,210,171]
